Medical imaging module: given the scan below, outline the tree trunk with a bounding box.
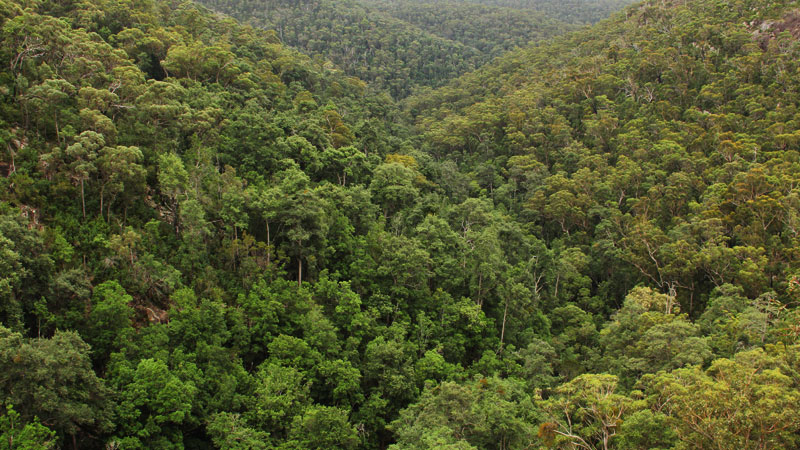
[297,240,304,287]
[80,179,86,220]
[55,112,60,146]
[476,272,483,308]
[174,200,180,236]
[554,273,560,299]
[499,298,509,350]
[99,184,104,220]
[297,256,302,287]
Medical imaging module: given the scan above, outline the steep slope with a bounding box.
[411,0,800,315]
[393,0,638,24]
[195,0,575,98]
[356,0,572,56]
[195,0,485,98]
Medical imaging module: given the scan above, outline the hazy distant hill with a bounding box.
[381,0,638,24]
[196,0,572,97]
[357,0,572,54]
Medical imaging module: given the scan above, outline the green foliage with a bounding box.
[599,286,712,385]
[249,362,310,435]
[112,358,197,449]
[0,205,52,332]
[389,0,636,24]
[285,405,359,450]
[0,326,111,446]
[615,409,676,450]
[359,0,571,55]
[0,404,56,450]
[0,0,799,447]
[207,412,269,450]
[195,0,559,98]
[643,348,800,450]
[390,377,538,449]
[86,280,135,366]
[540,373,637,450]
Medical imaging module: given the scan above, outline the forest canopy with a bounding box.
[195,0,574,98]
[1,0,800,448]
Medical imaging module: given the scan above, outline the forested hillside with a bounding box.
[195,0,571,98]
[2,0,800,449]
[351,0,571,56]
[401,0,637,24]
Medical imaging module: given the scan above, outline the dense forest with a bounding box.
[195,0,571,98]
[2,0,800,449]
[340,0,572,56]
[397,0,637,24]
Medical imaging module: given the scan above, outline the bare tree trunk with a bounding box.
[554,273,560,299]
[297,240,304,287]
[476,272,483,307]
[297,256,302,287]
[55,113,60,146]
[99,185,104,220]
[499,298,509,350]
[174,201,180,236]
[80,179,86,220]
[9,146,15,174]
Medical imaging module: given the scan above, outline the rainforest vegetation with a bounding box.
[1,0,800,449]
[194,0,572,98]
[396,0,638,24]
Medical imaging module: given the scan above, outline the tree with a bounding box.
[285,405,359,450]
[0,404,56,450]
[206,412,269,450]
[0,326,111,449]
[254,164,329,286]
[615,409,676,450]
[414,215,465,294]
[23,79,76,145]
[96,145,145,220]
[539,374,636,450]
[314,359,364,408]
[645,349,800,450]
[248,362,310,439]
[320,145,366,185]
[390,377,538,450]
[362,335,418,409]
[64,131,102,220]
[699,285,784,357]
[0,229,24,331]
[549,304,600,379]
[112,358,197,450]
[513,339,558,390]
[0,206,53,332]
[599,286,711,385]
[369,162,420,217]
[157,153,189,234]
[85,280,135,369]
